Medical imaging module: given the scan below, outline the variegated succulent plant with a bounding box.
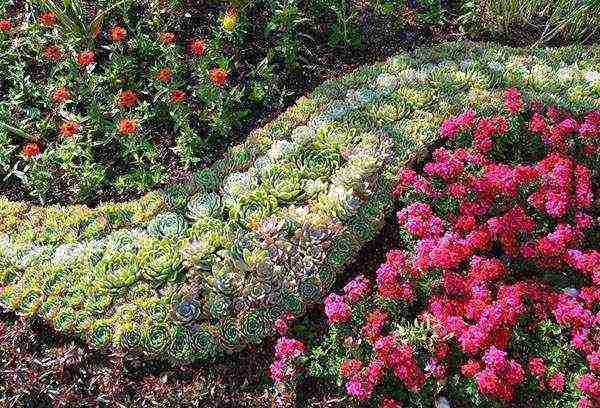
[1,42,600,363]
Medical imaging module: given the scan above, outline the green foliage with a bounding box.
[458,0,600,44]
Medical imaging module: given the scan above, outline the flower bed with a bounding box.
[271,91,600,406]
[1,42,600,364]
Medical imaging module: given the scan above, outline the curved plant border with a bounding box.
[1,41,599,363]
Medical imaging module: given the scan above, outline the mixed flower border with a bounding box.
[1,41,600,364]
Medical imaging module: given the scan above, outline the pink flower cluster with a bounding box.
[269,337,305,383]
[324,293,351,324]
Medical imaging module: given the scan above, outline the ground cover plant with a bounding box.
[1,1,600,407]
[269,91,600,407]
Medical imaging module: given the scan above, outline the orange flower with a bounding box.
[159,32,176,44]
[75,50,95,66]
[0,19,11,32]
[60,121,81,137]
[51,87,70,103]
[170,89,186,103]
[189,38,206,55]
[43,44,61,60]
[39,11,58,26]
[209,68,228,86]
[118,118,138,134]
[117,90,138,108]
[22,143,41,157]
[156,68,172,82]
[109,26,127,42]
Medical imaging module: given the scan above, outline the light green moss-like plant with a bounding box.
[1,41,600,363]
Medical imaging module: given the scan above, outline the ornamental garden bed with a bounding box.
[1,1,600,407]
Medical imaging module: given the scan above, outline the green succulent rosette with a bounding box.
[297,147,342,180]
[117,321,144,351]
[138,239,183,285]
[238,309,270,344]
[147,213,187,238]
[169,325,194,363]
[190,324,221,360]
[261,163,303,202]
[219,318,242,353]
[297,278,323,302]
[228,188,278,229]
[142,323,172,357]
[87,320,113,349]
[187,192,222,221]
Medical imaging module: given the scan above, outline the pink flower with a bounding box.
[548,372,565,392]
[269,359,287,382]
[343,275,370,302]
[274,337,305,360]
[345,376,373,400]
[529,357,546,377]
[324,293,351,324]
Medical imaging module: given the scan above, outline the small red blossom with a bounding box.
[39,11,58,26]
[156,68,172,82]
[0,19,11,32]
[60,121,81,137]
[117,90,138,108]
[170,89,186,103]
[75,50,95,67]
[43,44,61,60]
[109,26,127,42]
[159,32,176,44]
[118,118,138,134]
[189,38,207,55]
[22,143,41,157]
[209,68,228,86]
[51,87,70,103]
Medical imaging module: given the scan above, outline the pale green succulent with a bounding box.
[228,188,278,228]
[187,192,222,221]
[147,213,187,238]
[261,163,302,202]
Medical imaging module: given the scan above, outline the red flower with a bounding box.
[156,68,172,82]
[60,121,81,137]
[43,44,61,60]
[117,90,138,108]
[75,50,95,66]
[51,87,70,103]
[0,19,11,32]
[159,32,176,44]
[39,11,58,26]
[209,68,228,86]
[22,143,41,157]
[109,26,127,42]
[170,89,186,103]
[189,38,206,55]
[340,359,362,379]
[118,118,138,134]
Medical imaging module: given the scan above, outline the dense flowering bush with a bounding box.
[272,91,600,407]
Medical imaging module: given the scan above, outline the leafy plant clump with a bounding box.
[0,0,450,203]
[270,91,600,407]
[0,42,599,364]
